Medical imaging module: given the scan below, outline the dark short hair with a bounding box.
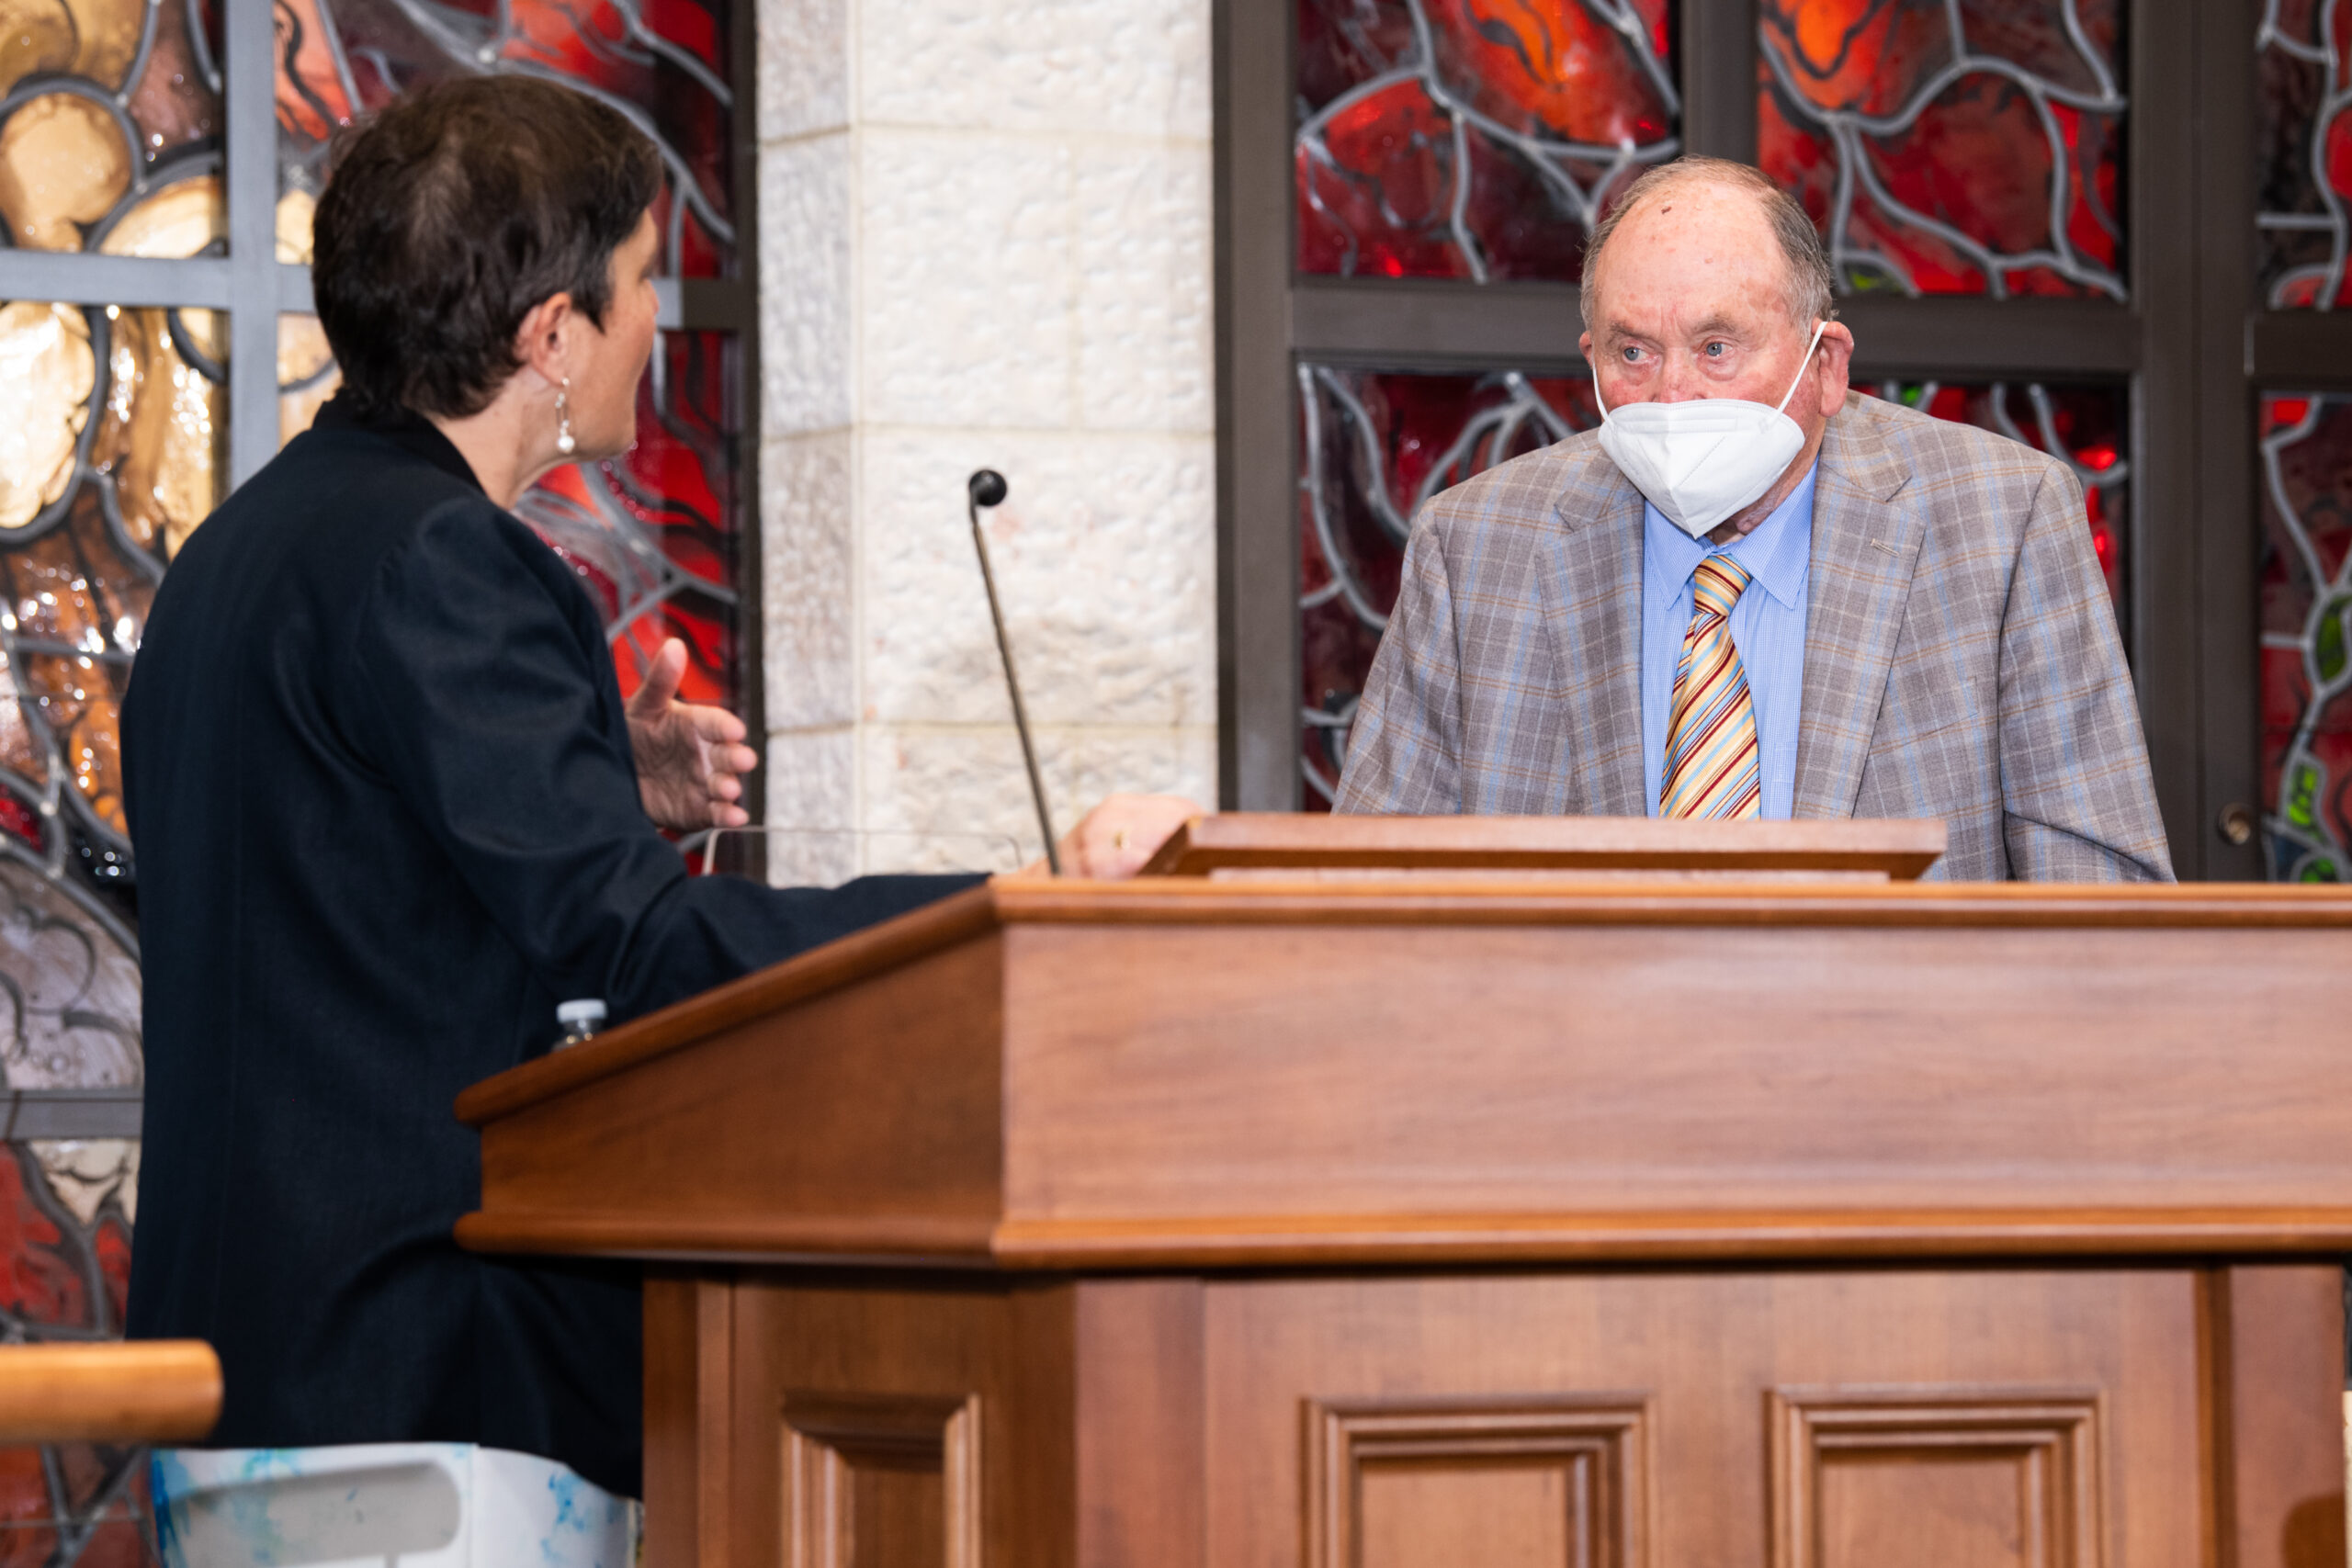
[311,76,663,420]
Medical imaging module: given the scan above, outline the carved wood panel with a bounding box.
[1306,1394,1653,1568]
[782,1392,982,1568]
[1768,1387,2105,1568]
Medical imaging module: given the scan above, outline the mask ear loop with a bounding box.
[1773,319,1830,414]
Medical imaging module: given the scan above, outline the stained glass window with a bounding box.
[1865,378,2129,619]
[267,0,745,708]
[1300,373,2128,807]
[2258,393,2352,879]
[2255,1,2352,309]
[1295,0,1679,281]
[1300,367,1601,803]
[0,0,747,1550]
[1758,0,2126,298]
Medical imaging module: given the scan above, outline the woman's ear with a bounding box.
[511,292,578,390]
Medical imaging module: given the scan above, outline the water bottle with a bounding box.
[555,998,606,1049]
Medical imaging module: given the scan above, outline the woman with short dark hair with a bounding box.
[121,74,1186,1558]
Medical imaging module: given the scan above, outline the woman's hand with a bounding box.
[627,638,760,830]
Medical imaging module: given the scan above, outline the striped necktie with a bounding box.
[1660,555,1762,820]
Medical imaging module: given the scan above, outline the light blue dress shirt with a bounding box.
[1639,462,1817,818]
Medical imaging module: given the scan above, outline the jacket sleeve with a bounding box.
[345,499,979,1021]
[1996,464,2176,881]
[1335,509,1465,813]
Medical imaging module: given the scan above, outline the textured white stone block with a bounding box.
[856,722,1212,874]
[858,727,1045,870]
[858,429,1215,728]
[765,728,859,885]
[757,0,852,141]
[760,135,854,438]
[1076,141,1213,434]
[762,432,857,731]
[862,131,1073,430]
[858,0,1210,141]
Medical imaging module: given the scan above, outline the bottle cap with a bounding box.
[556,998,607,1027]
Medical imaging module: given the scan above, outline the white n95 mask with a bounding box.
[1593,320,1827,539]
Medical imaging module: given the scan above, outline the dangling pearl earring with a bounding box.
[554,377,576,457]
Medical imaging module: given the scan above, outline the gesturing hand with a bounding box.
[626,637,760,831]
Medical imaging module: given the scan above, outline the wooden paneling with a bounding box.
[1307,1395,1652,1568]
[2213,1266,2347,1568]
[782,1393,980,1568]
[1768,1388,2104,1568]
[1203,1269,2202,1568]
[463,932,1008,1263]
[463,877,2352,1267]
[729,1276,1079,1568]
[998,918,2352,1258]
[1074,1280,1204,1568]
[644,1272,734,1568]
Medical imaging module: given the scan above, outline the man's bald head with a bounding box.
[1580,158,1834,333]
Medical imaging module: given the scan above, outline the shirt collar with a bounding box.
[311,389,487,496]
[1641,458,1818,611]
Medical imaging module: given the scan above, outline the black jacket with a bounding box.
[121,395,974,1497]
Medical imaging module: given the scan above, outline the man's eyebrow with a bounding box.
[1688,315,1750,339]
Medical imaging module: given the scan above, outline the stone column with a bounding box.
[758,0,1216,878]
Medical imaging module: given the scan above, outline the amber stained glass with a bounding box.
[1296,0,1679,281]
[1300,373,2129,806]
[1758,0,2125,298]
[2256,0,2352,308]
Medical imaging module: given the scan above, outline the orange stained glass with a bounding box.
[1758,0,2125,298]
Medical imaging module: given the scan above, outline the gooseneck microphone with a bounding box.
[966,469,1062,874]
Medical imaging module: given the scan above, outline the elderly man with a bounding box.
[1334,158,2171,882]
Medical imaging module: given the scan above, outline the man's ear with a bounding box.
[512,292,578,391]
[1815,319,1855,419]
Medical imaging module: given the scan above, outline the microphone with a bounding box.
[965,469,1061,874]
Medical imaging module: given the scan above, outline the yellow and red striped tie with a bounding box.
[1660,556,1761,820]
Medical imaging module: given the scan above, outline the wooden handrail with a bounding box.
[0,1340,220,1444]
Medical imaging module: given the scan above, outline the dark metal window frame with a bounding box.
[1216,0,2348,880]
[0,0,765,1134]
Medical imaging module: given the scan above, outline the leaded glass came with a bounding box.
[1758,0,2126,298]
[2259,392,2352,878]
[2256,0,2352,309]
[1295,0,1680,281]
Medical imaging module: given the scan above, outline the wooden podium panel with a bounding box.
[459,860,2352,1567]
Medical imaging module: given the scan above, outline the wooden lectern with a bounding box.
[458,818,2352,1568]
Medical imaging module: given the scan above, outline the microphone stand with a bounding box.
[966,469,1061,874]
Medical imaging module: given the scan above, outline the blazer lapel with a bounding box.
[1538,458,1648,815]
[1792,396,1920,818]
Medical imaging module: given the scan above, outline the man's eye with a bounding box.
[1621,346,1641,363]
[1704,341,1726,357]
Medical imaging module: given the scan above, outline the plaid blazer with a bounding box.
[1334,390,2174,882]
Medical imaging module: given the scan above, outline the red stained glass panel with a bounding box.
[520,332,742,714]
[1299,367,1600,804]
[276,0,734,278]
[2256,0,2352,308]
[1758,0,2125,299]
[1299,372,2128,807]
[1296,0,1679,281]
[2259,393,2352,878]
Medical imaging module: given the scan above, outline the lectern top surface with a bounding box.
[1138,814,1948,879]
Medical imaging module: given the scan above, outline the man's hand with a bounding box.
[1043,793,1203,879]
[627,638,760,831]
